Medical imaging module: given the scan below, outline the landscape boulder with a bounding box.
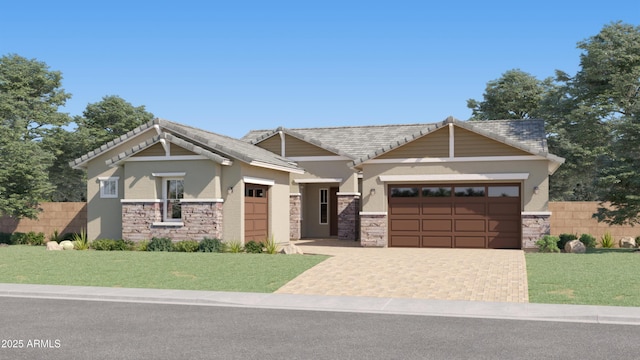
[280,244,304,255]
[565,239,586,253]
[46,241,63,251]
[59,240,75,250]
[619,237,636,248]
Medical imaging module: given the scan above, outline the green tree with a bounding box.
[76,95,154,151]
[467,69,554,120]
[0,54,70,218]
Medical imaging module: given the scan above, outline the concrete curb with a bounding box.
[1,283,640,325]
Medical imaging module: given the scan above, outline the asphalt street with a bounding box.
[1,297,639,360]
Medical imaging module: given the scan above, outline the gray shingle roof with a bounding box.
[71,119,303,173]
[243,117,562,166]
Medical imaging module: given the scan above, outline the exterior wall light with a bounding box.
[533,186,540,195]
[370,188,376,196]
[228,186,234,194]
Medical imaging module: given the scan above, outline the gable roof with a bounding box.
[242,117,564,168]
[71,118,304,174]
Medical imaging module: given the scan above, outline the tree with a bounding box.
[467,69,554,120]
[0,54,70,218]
[76,95,154,151]
[581,22,640,225]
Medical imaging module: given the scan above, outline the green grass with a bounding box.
[0,246,327,293]
[526,249,640,307]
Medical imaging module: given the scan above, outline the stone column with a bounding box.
[337,193,360,241]
[359,212,387,247]
[521,212,551,249]
[289,194,301,240]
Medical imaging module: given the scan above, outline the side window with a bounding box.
[99,177,119,198]
[320,189,328,224]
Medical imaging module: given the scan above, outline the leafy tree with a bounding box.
[76,95,154,151]
[41,128,89,201]
[467,69,554,120]
[0,54,70,218]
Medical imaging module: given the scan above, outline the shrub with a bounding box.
[579,233,597,249]
[147,237,174,252]
[60,232,78,241]
[600,232,614,248]
[557,233,577,252]
[25,231,45,246]
[71,229,90,250]
[92,239,135,251]
[134,240,150,251]
[226,240,243,253]
[535,235,560,253]
[199,237,224,252]
[10,232,29,245]
[244,241,263,254]
[48,229,63,243]
[0,232,11,244]
[172,240,200,252]
[264,235,279,254]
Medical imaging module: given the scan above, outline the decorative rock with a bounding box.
[46,241,63,251]
[280,244,304,255]
[619,237,636,248]
[59,240,74,250]
[565,239,586,253]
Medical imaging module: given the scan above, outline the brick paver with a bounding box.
[275,239,528,303]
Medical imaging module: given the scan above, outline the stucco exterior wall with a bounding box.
[290,160,358,193]
[360,160,550,214]
[86,149,126,240]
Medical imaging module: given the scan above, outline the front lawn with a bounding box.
[0,246,328,293]
[526,249,640,307]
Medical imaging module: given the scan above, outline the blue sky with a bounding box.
[2,1,639,138]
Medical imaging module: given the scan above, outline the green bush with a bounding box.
[579,233,597,249]
[10,232,29,245]
[536,235,560,253]
[147,237,174,252]
[557,233,577,252]
[72,229,90,250]
[264,235,279,254]
[244,241,263,254]
[23,231,45,246]
[226,240,243,253]
[0,232,11,244]
[91,239,135,251]
[134,240,150,251]
[48,229,63,243]
[600,232,614,248]
[60,232,78,241]
[199,237,223,253]
[172,240,200,252]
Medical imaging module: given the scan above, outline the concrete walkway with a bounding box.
[275,239,529,303]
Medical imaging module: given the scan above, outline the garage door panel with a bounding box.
[455,219,486,232]
[422,204,453,215]
[488,235,520,249]
[488,219,520,232]
[454,236,486,248]
[390,204,421,215]
[390,219,420,231]
[455,203,486,215]
[390,236,421,247]
[422,236,452,247]
[488,203,520,215]
[423,219,452,231]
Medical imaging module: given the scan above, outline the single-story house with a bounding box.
[72,116,564,249]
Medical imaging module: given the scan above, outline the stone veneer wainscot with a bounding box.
[360,212,387,247]
[289,194,301,240]
[337,193,360,241]
[521,212,551,249]
[121,200,223,241]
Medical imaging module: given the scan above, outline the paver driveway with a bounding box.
[275,239,529,303]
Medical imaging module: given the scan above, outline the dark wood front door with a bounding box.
[245,184,269,242]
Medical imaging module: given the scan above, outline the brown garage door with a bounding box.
[388,184,521,249]
[245,184,268,242]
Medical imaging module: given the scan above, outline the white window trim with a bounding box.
[98,177,119,198]
[162,177,184,222]
[152,172,186,177]
[319,188,328,225]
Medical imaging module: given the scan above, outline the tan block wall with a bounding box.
[549,202,639,241]
[0,202,87,236]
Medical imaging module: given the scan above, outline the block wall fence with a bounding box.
[2,202,639,244]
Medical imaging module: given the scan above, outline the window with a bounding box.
[99,177,118,198]
[390,187,419,197]
[422,187,452,197]
[488,186,519,197]
[320,188,328,224]
[454,187,485,197]
[164,179,184,221]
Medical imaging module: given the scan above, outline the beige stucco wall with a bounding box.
[86,148,127,240]
[290,160,359,193]
[122,159,220,200]
[360,159,550,213]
